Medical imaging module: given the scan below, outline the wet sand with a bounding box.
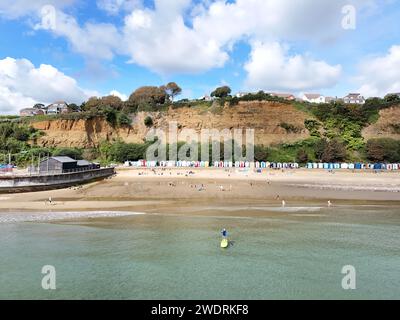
[1,167,399,213]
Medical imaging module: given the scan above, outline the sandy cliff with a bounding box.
[362,106,400,140]
[31,101,313,148]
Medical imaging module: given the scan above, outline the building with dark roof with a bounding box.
[39,157,98,174]
[19,108,45,117]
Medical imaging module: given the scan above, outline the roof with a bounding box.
[271,93,295,98]
[345,93,363,98]
[77,160,92,166]
[304,94,322,99]
[49,156,77,163]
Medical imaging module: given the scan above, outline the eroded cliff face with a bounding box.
[362,106,400,140]
[31,101,312,148]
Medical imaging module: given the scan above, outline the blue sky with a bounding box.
[0,0,400,114]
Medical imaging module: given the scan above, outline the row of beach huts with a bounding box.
[0,164,13,173]
[123,160,400,170]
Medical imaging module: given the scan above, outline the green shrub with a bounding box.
[366,138,400,162]
[117,113,132,126]
[279,122,302,133]
[296,148,309,163]
[144,116,154,127]
[304,119,321,137]
[53,147,83,160]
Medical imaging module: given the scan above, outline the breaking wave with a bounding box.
[0,211,145,223]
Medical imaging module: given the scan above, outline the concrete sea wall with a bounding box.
[0,168,115,193]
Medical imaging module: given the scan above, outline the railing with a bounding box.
[29,166,104,176]
[1,166,112,177]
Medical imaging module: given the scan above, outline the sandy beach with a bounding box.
[1,167,400,213]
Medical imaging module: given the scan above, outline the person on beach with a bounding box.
[282,200,286,208]
[328,200,332,207]
[221,228,228,239]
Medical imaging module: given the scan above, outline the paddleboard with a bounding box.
[220,238,229,248]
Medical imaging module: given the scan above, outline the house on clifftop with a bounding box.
[270,93,296,101]
[19,108,45,117]
[343,93,365,104]
[46,101,69,114]
[302,93,326,104]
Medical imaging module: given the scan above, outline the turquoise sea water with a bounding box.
[0,203,399,299]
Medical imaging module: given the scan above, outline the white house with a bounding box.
[235,92,250,98]
[343,93,365,104]
[302,93,326,104]
[46,101,69,114]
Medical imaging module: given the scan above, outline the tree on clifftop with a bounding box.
[83,95,123,111]
[163,82,182,102]
[211,86,231,99]
[129,86,168,107]
[384,94,400,103]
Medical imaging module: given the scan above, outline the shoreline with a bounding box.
[0,167,399,214]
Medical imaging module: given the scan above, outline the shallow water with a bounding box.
[0,203,399,299]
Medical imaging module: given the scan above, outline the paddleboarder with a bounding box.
[221,228,228,239]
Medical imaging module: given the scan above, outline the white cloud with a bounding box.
[121,0,367,74]
[0,0,75,19]
[96,0,143,15]
[244,42,342,92]
[0,57,93,114]
[356,45,400,97]
[109,90,128,101]
[3,0,379,77]
[35,10,121,60]
[193,0,354,45]
[32,0,373,75]
[123,4,228,74]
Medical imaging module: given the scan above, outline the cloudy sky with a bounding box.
[0,0,400,114]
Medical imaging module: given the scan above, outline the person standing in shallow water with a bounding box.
[221,228,228,239]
